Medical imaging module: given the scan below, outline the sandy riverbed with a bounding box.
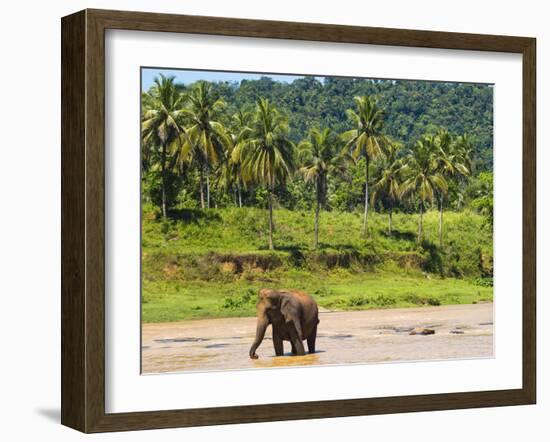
[141,303,493,374]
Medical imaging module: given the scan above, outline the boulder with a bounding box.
[409,327,435,335]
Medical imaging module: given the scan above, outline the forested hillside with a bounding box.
[181,76,493,171]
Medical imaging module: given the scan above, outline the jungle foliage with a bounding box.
[140,73,494,321]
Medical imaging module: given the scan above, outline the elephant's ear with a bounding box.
[279,294,296,323]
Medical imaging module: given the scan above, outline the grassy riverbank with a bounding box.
[142,206,493,323]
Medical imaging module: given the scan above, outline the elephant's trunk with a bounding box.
[249,316,269,359]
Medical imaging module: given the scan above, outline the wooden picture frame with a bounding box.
[61,8,536,433]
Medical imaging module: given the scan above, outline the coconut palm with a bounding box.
[371,141,404,235]
[298,128,346,249]
[172,81,232,209]
[238,98,295,250]
[400,135,448,243]
[217,156,241,207]
[141,74,186,218]
[434,130,470,246]
[342,96,387,236]
[227,109,254,207]
[453,133,474,175]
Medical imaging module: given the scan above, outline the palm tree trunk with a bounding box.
[199,167,205,209]
[388,205,393,235]
[268,184,274,250]
[206,173,210,209]
[314,176,324,249]
[314,198,320,250]
[161,142,167,218]
[237,184,242,208]
[362,155,370,236]
[233,187,238,206]
[418,201,424,243]
[438,195,443,247]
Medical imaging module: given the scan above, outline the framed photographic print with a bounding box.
[61,9,536,433]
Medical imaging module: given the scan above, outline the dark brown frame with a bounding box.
[61,8,536,433]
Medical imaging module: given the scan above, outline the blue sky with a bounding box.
[141,68,323,91]
[141,68,493,92]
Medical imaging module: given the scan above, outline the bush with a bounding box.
[347,296,370,307]
[313,286,332,297]
[427,297,441,306]
[401,293,424,305]
[372,294,397,307]
[221,289,257,310]
[473,277,493,287]
[400,293,440,306]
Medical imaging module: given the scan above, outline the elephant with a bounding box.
[249,288,320,359]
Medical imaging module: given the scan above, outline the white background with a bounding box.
[106,30,522,413]
[0,0,547,441]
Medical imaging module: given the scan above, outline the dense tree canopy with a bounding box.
[205,76,493,172]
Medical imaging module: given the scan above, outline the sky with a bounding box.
[141,68,493,92]
[141,68,323,91]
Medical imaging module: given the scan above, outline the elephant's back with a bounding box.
[287,289,316,304]
[287,290,319,322]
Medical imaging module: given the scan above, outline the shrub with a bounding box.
[372,294,397,307]
[313,286,331,297]
[347,296,370,307]
[401,293,424,305]
[401,293,441,306]
[473,277,493,287]
[221,288,257,310]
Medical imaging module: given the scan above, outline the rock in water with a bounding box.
[409,327,435,335]
[393,326,414,333]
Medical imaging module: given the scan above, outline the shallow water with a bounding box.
[141,303,493,374]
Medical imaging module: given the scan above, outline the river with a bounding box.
[142,303,493,374]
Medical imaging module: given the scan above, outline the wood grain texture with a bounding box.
[84,9,107,432]
[61,10,86,432]
[89,8,532,53]
[61,8,537,433]
[522,38,536,403]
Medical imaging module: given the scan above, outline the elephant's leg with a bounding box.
[291,335,306,356]
[291,341,297,354]
[272,330,284,356]
[307,324,317,354]
[292,319,304,340]
[290,321,306,356]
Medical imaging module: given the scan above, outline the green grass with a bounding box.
[142,268,492,323]
[142,205,493,323]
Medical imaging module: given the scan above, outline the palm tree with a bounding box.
[371,141,404,235]
[400,135,448,243]
[172,81,232,209]
[141,74,186,218]
[454,133,474,175]
[228,109,254,207]
[298,128,346,249]
[434,130,470,246]
[342,96,387,236]
[238,98,295,250]
[217,157,240,207]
